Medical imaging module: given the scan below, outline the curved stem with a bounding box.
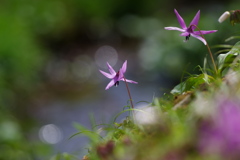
[206,42,218,75]
[123,76,134,109]
[123,76,136,120]
[191,25,218,76]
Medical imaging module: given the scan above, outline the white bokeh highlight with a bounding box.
[95,45,118,69]
[39,124,62,144]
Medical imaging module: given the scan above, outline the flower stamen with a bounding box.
[114,81,119,87]
[185,34,191,41]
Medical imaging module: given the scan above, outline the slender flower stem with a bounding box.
[123,76,136,120]
[206,42,218,75]
[191,24,218,75]
[123,76,134,109]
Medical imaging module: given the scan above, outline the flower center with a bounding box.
[114,71,120,87]
[185,26,194,41]
[187,26,194,33]
[185,34,191,41]
[114,81,119,87]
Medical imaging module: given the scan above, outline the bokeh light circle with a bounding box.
[39,124,62,144]
[95,45,118,69]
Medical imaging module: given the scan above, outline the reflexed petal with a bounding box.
[164,27,185,32]
[121,60,127,74]
[174,9,187,29]
[105,79,115,90]
[190,10,200,30]
[193,30,218,35]
[180,32,190,36]
[118,70,124,80]
[123,79,138,84]
[191,34,207,45]
[107,62,116,75]
[99,70,114,79]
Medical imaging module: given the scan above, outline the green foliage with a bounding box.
[70,93,200,160]
[0,110,51,160]
[50,153,79,160]
[171,74,213,95]
[69,30,240,160]
[0,1,52,159]
[71,123,103,144]
[218,41,240,74]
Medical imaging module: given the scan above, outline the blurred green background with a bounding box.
[0,0,239,159]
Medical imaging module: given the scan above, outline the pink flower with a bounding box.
[99,60,138,90]
[199,99,240,157]
[164,9,217,45]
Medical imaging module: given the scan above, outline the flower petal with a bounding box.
[180,32,190,36]
[193,30,218,35]
[174,9,187,29]
[164,27,185,32]
[99,70,114,79]
[190,10,200,30]
[191,34,207,45]
[121,60,127,74]
[107,62,116,75]
[118,70,124,80]
[122,79,138,84]
[105,79,115,90]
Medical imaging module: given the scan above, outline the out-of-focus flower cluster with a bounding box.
[199,99,240,158]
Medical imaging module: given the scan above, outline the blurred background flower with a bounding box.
[0,0,240,159]
[199,98,240,158]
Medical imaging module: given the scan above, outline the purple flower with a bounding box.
[199,99,240,157]
[99,60,138,90]
[164,9,217,45]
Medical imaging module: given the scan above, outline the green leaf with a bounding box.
[112,108,149,123]
[171,74,213,95]
[217,41,240,74]
[225,36,240,42]
[50,153,78,160]
[171,81,186,95]
[70,123,102,144]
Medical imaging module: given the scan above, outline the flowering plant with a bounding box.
[66,8,240,160]
[99,60,137,90]
[164,9,217,45]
